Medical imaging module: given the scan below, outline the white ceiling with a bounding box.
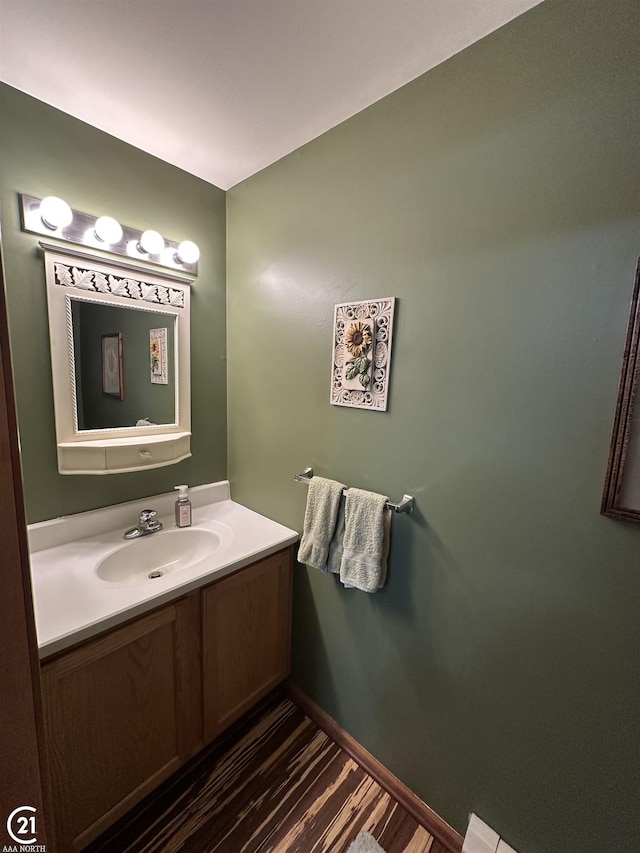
[0,0,542,190]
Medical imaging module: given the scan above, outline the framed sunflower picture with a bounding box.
[330,297,396,411]
[150,327,168,385]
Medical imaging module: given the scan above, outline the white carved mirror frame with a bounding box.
[42,244,191,474]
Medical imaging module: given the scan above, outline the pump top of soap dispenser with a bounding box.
[175,484,189,501]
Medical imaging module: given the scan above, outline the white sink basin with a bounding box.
[95,527,223,585]
[28,484,300,657]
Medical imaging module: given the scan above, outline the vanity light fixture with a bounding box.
[39,196,73,230]
[94,215,123,245]
[175,240,200,265]
[20,194,199,276]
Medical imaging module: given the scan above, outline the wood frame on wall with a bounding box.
[602,258,640,521]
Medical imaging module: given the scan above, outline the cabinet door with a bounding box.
[202,547,293,741]
[41,593,201,853]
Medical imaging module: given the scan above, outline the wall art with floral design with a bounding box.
[150,327,168,385]
[330,297,396,411]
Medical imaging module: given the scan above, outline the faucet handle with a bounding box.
[123,508,162,539]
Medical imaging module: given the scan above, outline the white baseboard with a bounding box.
[462,814,519,853]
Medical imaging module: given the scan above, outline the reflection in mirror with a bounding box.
[71,300,176,430]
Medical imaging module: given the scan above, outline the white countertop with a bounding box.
[29,481,299,659]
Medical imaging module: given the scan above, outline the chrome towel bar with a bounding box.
[294,467,415,515]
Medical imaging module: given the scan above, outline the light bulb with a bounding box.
[138,229,165,255]
[94,216,123,244]
[40,196,73,230]
[175,240,200,264]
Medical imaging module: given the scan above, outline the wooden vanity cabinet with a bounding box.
[39,546,293,853]
[202,547,293,741]
[40,593,202,853]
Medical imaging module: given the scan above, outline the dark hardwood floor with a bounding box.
[84,692,443,853]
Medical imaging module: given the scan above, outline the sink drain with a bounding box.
[148,570,164,579]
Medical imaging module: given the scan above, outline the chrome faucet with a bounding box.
[124,509,163,540]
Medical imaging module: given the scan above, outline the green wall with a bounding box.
[0,83,227,522]
[227,1,640,851]
[1,1,639,850]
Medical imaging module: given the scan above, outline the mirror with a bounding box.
[43,245,191,474]
[71,301,176,430]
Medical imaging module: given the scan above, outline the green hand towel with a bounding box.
[340,488,391,592]
[298,476,345,571]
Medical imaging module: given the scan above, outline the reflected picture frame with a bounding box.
[601,258,640,521]
[150,327,168,385]
[102,332,123,399]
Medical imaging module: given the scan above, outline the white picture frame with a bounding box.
[330,297,395,411]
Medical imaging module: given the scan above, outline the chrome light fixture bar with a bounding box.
[19,194,199,276]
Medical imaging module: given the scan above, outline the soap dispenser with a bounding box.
[174,484,192,528]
